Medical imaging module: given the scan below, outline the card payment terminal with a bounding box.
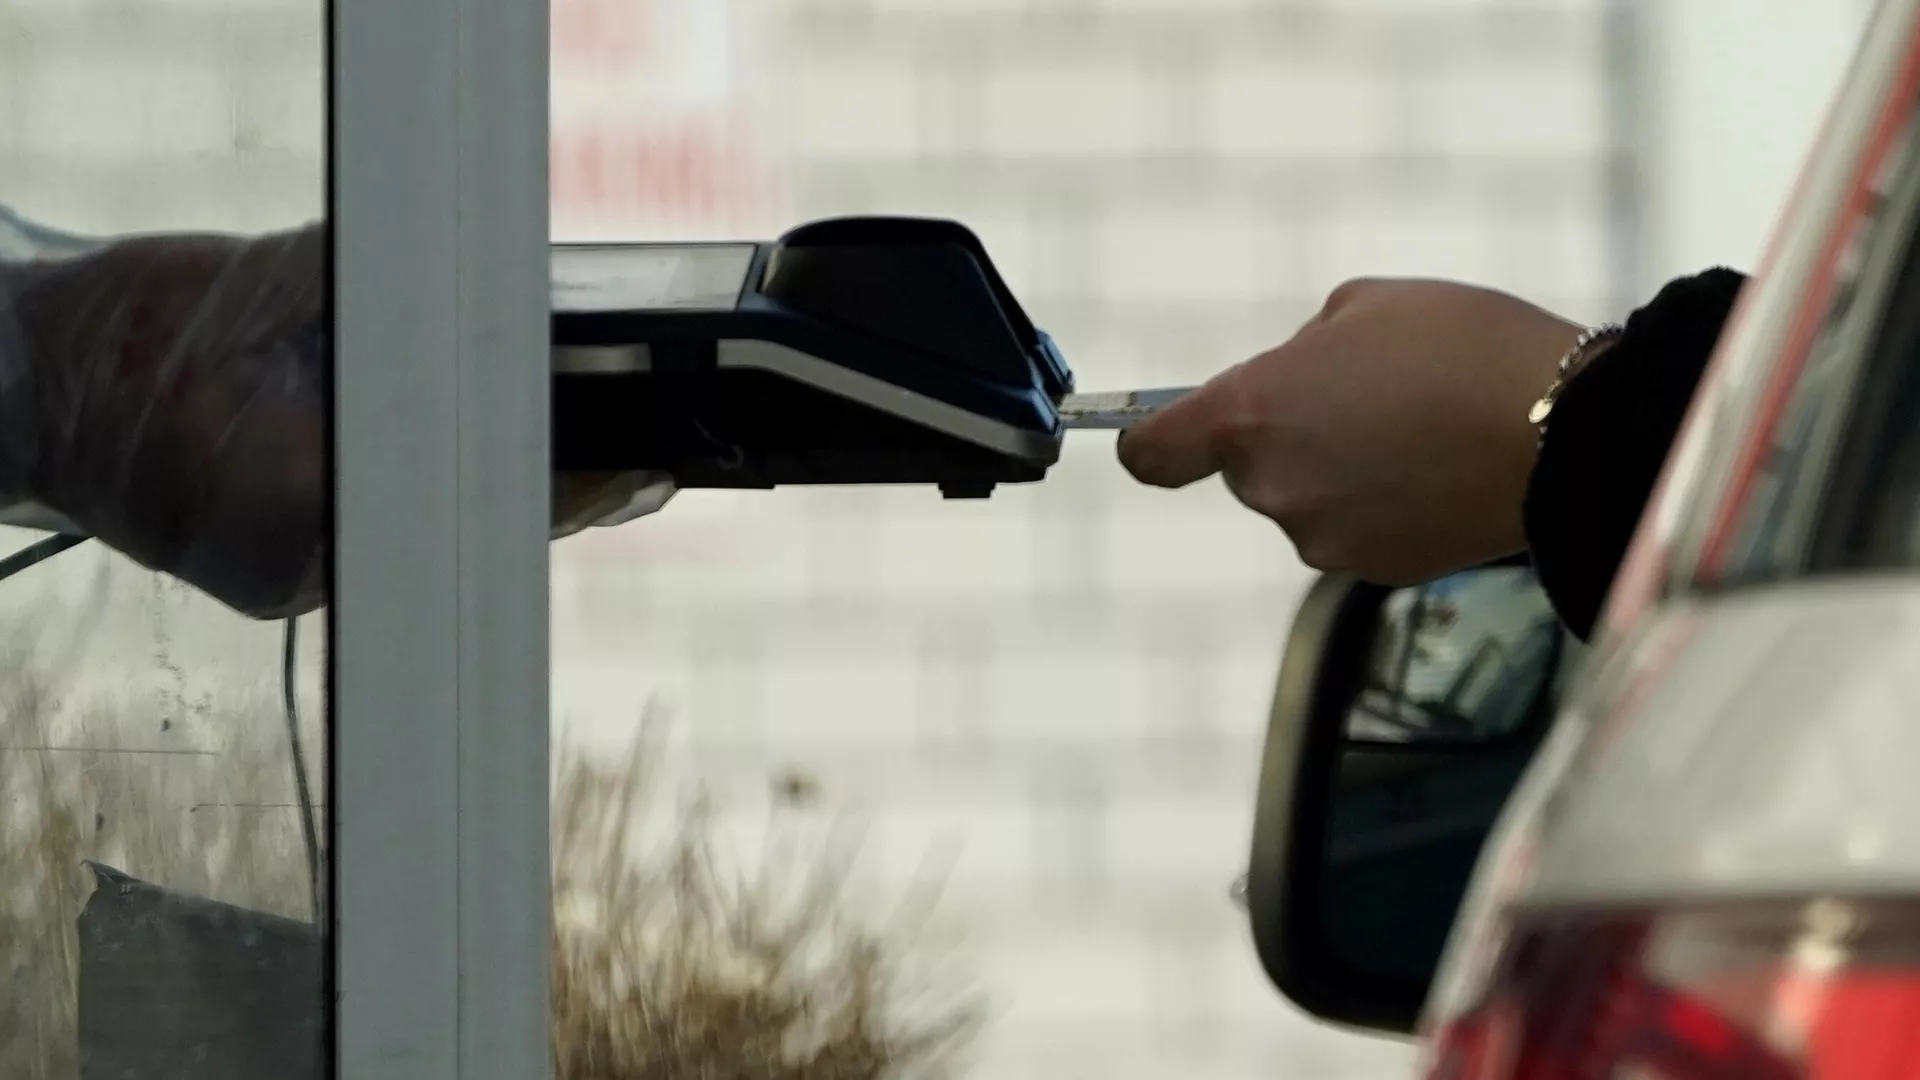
[552,215,1176,499]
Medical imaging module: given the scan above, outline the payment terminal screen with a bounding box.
[550,242,757,313]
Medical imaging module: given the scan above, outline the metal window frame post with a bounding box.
[332,0,552,1076]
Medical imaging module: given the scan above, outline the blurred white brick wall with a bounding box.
[0,0,1635,1077]
[555,2,1634,1078]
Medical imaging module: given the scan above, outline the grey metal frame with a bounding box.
[332,0,551,1075]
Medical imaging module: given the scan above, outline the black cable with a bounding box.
[283,614,323,925]
[0,532,87,583]
[1,535,321,924]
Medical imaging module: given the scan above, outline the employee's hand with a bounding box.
[1116,278,1582,585]
[7,223,673,620]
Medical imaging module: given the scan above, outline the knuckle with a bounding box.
[1212,373,1266,458]
[1322,277,1380,314]
[1225,468,1296,524]
[1293,535,1349,575]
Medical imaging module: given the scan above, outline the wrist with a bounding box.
[1485,314,1612,562]
[1528,322,1625,444]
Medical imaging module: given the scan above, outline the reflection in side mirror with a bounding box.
[1243,563,1577,1035]
[1348,566,1561,746]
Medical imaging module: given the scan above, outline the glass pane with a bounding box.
[549,1,1629,1078]
[0,1,329,1077]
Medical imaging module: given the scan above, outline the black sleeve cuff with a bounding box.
[1523,268,1749,640]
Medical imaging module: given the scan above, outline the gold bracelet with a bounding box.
[1529,322,1623,443]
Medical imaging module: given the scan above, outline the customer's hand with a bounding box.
[1117,278,1583,585]
[6,222,672,620]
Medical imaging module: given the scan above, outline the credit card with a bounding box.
[1057,386,1197,430]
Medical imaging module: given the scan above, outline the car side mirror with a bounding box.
[1242,561,1574,1035]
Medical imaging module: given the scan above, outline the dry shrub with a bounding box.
[0,645,982,1079]
[551,721,982,1079]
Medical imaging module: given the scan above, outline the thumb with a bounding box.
[1115,363,1248,489]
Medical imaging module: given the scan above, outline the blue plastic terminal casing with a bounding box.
[550,215,1077,499]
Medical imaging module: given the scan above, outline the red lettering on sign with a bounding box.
[551,0,652,67]
[551,122,766,220]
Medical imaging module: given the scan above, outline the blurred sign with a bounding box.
[550,0,779,240]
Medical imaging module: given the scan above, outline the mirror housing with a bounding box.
[1245,561,1572,1034]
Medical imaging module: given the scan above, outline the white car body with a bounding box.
[1419,0,1920,1073]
